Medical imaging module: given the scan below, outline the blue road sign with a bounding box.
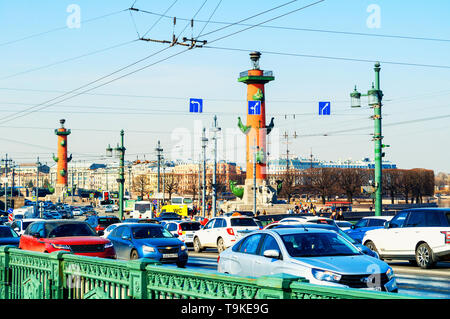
[189,98,203,113]
[319,102,331,115]
[7,208,13,214]
[248,100,261,115]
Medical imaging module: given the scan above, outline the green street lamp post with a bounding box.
[106,130,126,220]
[350,62,384,216]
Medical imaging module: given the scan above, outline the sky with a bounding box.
[0,0,449,174]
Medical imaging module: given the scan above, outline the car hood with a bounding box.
[134,237,183,247]
[43,236,109,245]
[289,254,388,274]
[0,238,20,246]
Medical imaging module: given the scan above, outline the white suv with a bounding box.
[362,208,450,269]
[193,216,260,253]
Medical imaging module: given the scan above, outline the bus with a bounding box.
[171,196,194,209]
[129,201,154,219]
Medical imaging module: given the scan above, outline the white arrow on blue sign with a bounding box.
[190,98,203,113]
[248,100,261,115]
[319,102,331,115]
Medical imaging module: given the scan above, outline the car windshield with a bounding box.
[132,226,174,239]
[281,232,361,257]
[230,218,258,227]
[0,227,17,238]
[46,223,97,238]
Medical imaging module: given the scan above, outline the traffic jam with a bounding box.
[1,200,449,296]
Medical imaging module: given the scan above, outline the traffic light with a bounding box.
[103,191,109,202]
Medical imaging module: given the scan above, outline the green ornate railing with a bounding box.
[0,246,414,299]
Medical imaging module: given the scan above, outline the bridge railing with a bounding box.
[0,246,414,299]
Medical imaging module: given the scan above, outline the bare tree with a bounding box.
[164,173,181,200]
[337,168,367,203]
[132,174,150,199]
[305,168,339,204]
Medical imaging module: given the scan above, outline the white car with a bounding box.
[362,208,450,269]
[164,220,202,246]
[218,228,397,292]
[264,216,336,229]
[193,216,260,253]
[335,221,353,231]
[72,209,84,217]
[9,218,45,236]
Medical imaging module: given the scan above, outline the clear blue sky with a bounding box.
[0,0,449,173]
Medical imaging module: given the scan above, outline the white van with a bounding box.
[130,201,153,219]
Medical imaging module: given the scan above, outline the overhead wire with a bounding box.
[0,0,325,125]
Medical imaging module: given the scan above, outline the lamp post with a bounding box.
[350,62,384,216]
[106,130,126,220]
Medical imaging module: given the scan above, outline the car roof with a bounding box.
[269,228,335,236]
[405,208,450,212]
[362,216,393,220]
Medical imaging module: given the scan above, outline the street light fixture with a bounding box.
[350,62,384,217]
[106,130,126,220]
[350,86,361,108]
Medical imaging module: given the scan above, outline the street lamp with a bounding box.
[106,130,126,220]
[350,61,384,217]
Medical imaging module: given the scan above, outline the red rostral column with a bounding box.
[53,119,72,189]
[238,52,275,182]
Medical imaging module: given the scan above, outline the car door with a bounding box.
[379,211,410,255]
[109,226,132,260]
[252,234,285,276]
[233,233,265,277]
[198,219,216,247]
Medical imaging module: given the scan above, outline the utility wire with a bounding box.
[0,0,325,125]
[202,45,450,69]
[0,40,139,81]
[0,9,128,47]
[133,10,450,44]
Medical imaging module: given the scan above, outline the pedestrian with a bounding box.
[337,209,345,221]
[330,211,337,220]
[263,210,267,215]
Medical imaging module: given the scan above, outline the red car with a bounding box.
[19,220,116,259]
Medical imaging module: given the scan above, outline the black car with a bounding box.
[155,212,182,222]
[0,226,20,247]
[124,218,160,224]
[85,215,121,234]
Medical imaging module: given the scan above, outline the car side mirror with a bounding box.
[350,225,355,229]
[173,233,179,238]
[98,231,105,237]
[122,235,131,240]
[263,249,281,259]
[384,221,390,229]
[14,228,20,233]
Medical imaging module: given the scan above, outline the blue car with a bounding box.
[0,226,20,247]
[107,223,188,267]
[344,216,393,243]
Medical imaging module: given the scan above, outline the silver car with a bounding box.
[217,228,397,292]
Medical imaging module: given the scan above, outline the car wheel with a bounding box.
[130,249,139,260]
[217,238,226,253]
[364,241,380,257]
[177,260,187,268]
[415,243,436,269]
[193,237,203,253]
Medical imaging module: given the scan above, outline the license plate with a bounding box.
[163,253,178,258]
[384,278,397,292]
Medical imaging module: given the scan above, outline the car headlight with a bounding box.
[386,267,394,281]
[142,245,156,253]
[180,245,187,251]
[104,242,114,249]
[312,269,342,283]
[51,243,71,250]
